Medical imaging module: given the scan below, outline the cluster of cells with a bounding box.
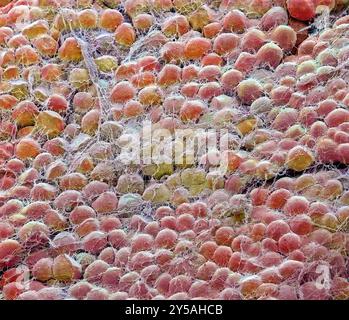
[1,0,349,300]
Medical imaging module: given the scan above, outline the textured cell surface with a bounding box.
[0,0,349,301]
